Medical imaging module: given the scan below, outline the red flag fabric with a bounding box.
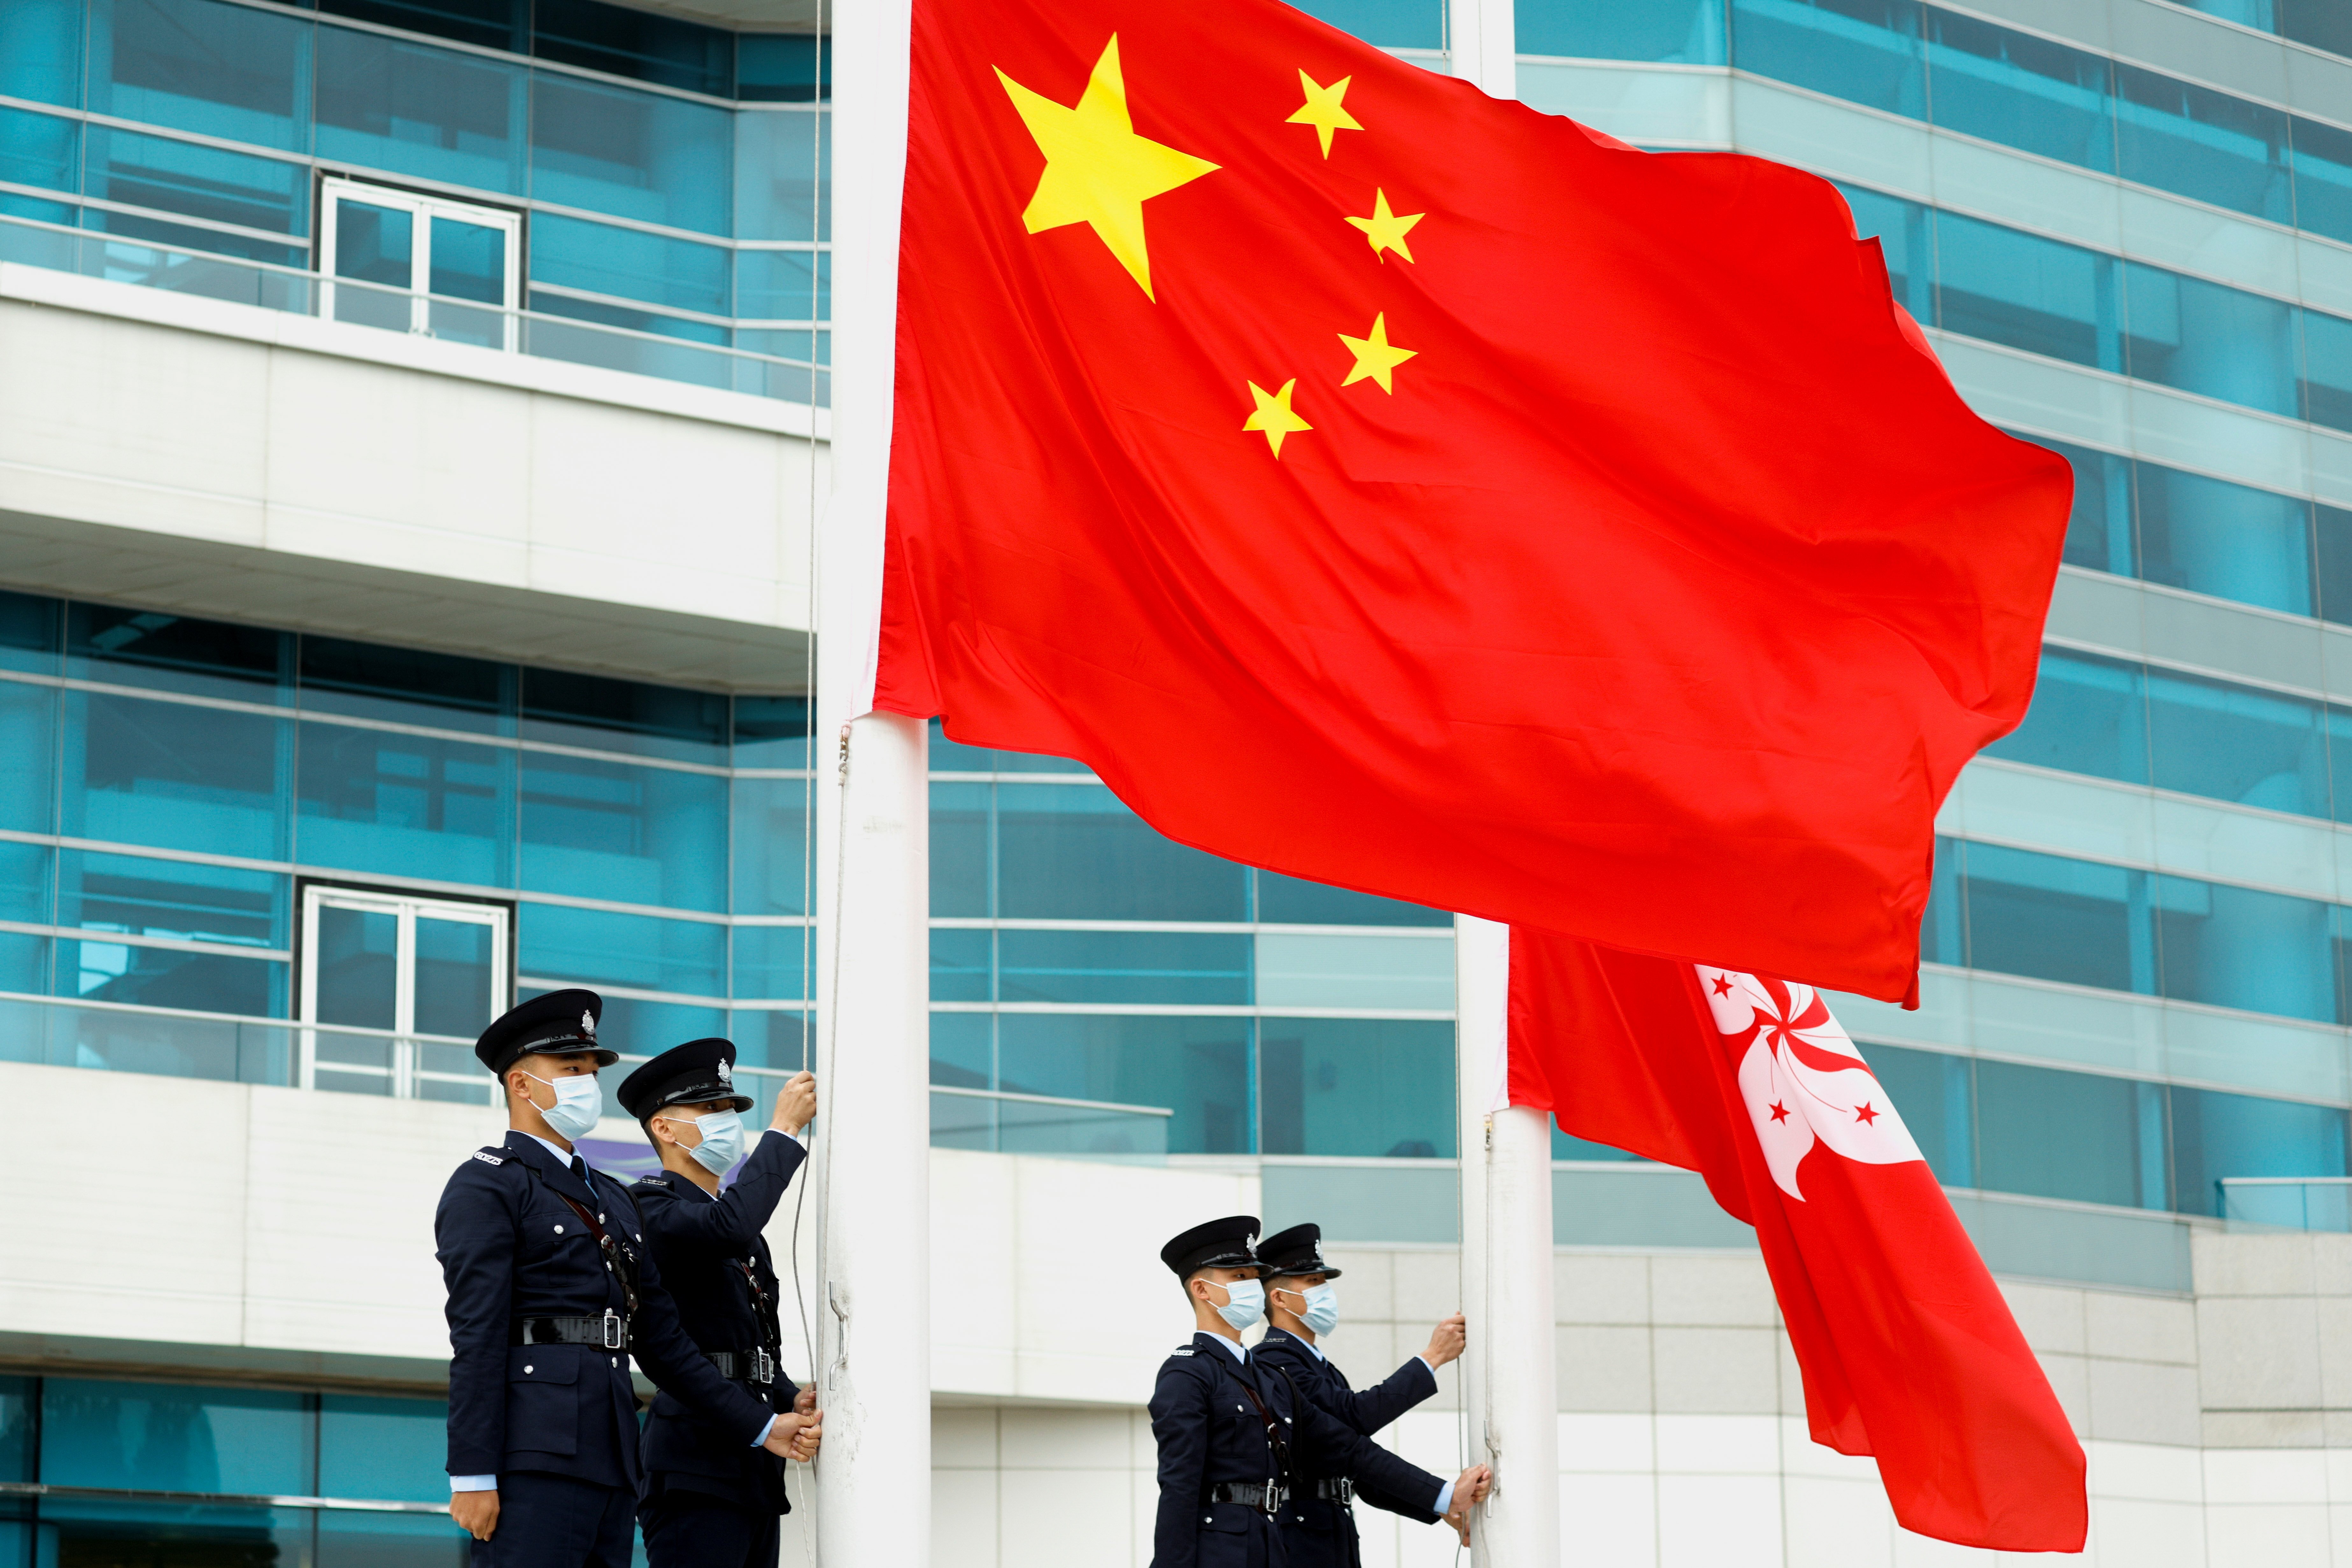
[875,0,2069,1000]
[1511,931,2087,1550]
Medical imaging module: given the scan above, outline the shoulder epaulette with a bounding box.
[1170,1346,1195,1356]
[635,1174,664,1185]
[472,1150,506,1165]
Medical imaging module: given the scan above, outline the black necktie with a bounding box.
[570,1156,591,1192]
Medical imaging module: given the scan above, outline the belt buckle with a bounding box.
[753,1348,776,1385]
[1261,1480,1282,1516]
[602,1309,625,1350]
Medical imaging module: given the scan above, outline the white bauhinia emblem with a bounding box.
[1694,968,1923,1202]
[716,1061,732,1087]
[581,1010,596,1036]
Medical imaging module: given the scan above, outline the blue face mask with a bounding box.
[1215,1278,1265,1333]
[664,1108,746,1175]
[1298,1283,1340,1337]
[525,1070,603,1140]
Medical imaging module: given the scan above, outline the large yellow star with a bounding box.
[1286,71,1362,158]
[996,36,1219,300]
[1337,313,1417,393]
[1344,188,1423,264]
[1243,379,1312,458]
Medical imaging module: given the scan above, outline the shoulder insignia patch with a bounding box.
[472,1151,506,1165]
[1170,1347,1195,1356]
[635,1174,663,1185]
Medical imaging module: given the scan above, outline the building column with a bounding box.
[1457,915,1560,1565]
[814,0,931,1558]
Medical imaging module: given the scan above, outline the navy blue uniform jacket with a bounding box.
[630,1128,808,1514]
[1148,1332,1444,1568]
[1250,1328,1442,1567]
[436,1131,772,1489]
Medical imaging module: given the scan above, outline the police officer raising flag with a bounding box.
[1250,1223,1466,1568]
[618,1038,820,1568]
[1148,1216,1490,1567]
[438,991,814,1567]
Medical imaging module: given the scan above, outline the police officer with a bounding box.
[617,1038,821,1568]
[1149,1216,1490,1568]
[439,990,810,1567]
[1249,1223,1466,1567]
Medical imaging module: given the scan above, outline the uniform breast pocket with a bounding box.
[505,1346,579,1456]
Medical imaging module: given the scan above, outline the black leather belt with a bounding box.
[512,1311,630,1351]
[709,1348,778,1385]
[1208,1481,1288,1513]
[1314,1478,1354,1504]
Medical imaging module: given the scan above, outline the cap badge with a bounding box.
[581,1010,596,1036]
[716,1061,732,1086]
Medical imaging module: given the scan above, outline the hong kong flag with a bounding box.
[873,0,2070,1001]
[1510,932,2087,1550]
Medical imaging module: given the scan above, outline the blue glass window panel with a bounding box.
[2019,434,2133,575]
[930,782,990,917]
[0,0,83,106]
[1921,836,1963,967]
[1517,0,1727,62]
[2154,876,2334,1022]
[58,849,285,948]
[528,209,731,316]
[929,928,991,1003]
[2144,666,2326,817]
[1959,841,2150,994]
[0,931,49,995]
[77,204,308,267]
[562,991,722,1051]
[1730,0,1925,120]
[316,26,526,196]
[928,1010,991,1087]
[0,592,60,676]
[298,636,513,734]
[2132,464,2313,615]
[996,783,1247,921]
[2114,63,2291,225]
[0,191,75,225]
[2301,307,2352,436]
[732,924,808,1000]
[1982,648,2148,785]
[0,842,51,926]
[736,248,828,321]
[527,288,729,351]
[996,1012,1252,1154]
[728,1008,808,1073]
[518,904,723,997]
[0,1376,29,1482]
[295,722,517,886]
[339,198,414,290]
[1283,0,1442,48]
[532,0,730,97]
[431,216,503,303]
[36,1500,311,1562]
[317,0,525,53]
[317,1512,468,1564]
[732,694,809,768]
[2293,114,2352,248]
[1553,1124,1648,1160]
[732,776,809,916]
[1925,10,2112,173]
[996,929,1250,1005]
[1258,1017,1454,1158]
[61,692,290,860]
[2170,1085,2348,1217]
[519,755,725,911]
[0,682,56,833]
[68,603,289,701]
[1858,1043,1973,1186]
[2281,3,2352,55]
[1976,1061,2166,1208]
[2316,503,2352,630]
[529,74,730,235]
[0,106,78,195]
[737,33,829,103]
[2122,264,2298,418]
[317,1394,447,1502]
[40,1379,313,1492]
[1255,869,1451,926]
[1834,181,1931,323]
[734,107,828,241]
[1934,210,2117,371]
[82,125,306,238]
[89,0,311,152]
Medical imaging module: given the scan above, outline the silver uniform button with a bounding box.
[554,1224,565,1233]
[524,1365,534,1374]
[611,1357,619,1367]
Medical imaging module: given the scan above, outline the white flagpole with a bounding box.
[812,0,931,1561]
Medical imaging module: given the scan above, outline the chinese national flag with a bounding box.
[1511,931,2088,1550]
[875,0,2069,1000]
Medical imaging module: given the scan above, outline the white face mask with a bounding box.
[1298,1283,1340,1337]
[524,1070,602,1140]
[1213,1278,1265,1333]
[661,1107,747,1175]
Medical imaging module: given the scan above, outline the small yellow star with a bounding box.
[1243,379,1312,458]
[1344,188,1423,264]
[1286,71,1362,158]
[1337,313,1417,393]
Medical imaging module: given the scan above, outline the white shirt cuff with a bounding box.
[1416,1356,1434,1375]
[449,1475,496,1492]
[1435,1480,1455,1515]
[751,1414,776,1448]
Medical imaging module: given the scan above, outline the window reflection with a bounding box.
[62,692,289,860]
[1258,1018,1455,1158]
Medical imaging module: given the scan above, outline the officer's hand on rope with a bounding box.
[773,1071,818,1136]
[1423,1311,1467,1369]
[794,1384,818,1416]
[1443,1465,1492,1545]
[790,1411,822,1462]
[450,1489,499,1542]
[765,1410,822,1462]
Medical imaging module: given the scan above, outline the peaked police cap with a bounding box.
[617,1037,754,1121]
[475,988,615,1075]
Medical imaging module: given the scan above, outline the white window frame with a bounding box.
[317,177,523,351]
[299,883,511,1098]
